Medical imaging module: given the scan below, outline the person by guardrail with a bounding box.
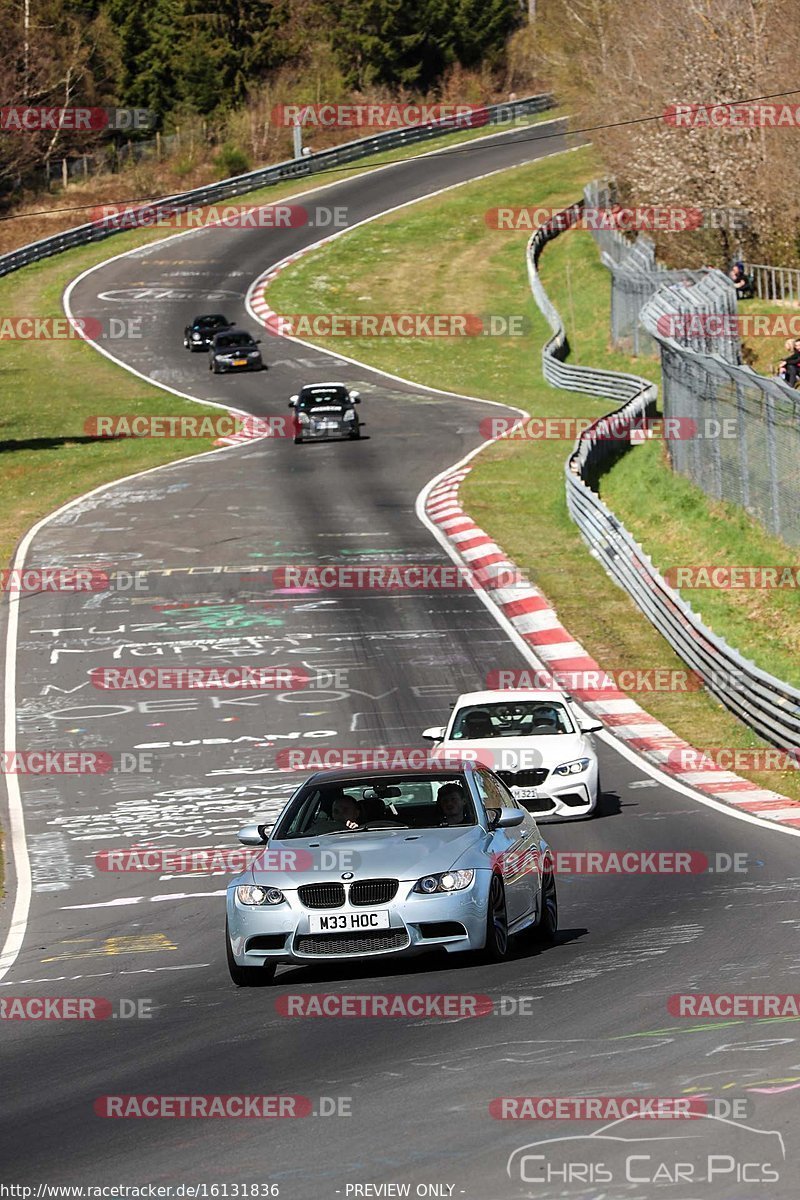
[729,261,755,299]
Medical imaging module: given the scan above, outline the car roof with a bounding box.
[193,313,229,322]
[300,381,347,391]
[301,765,483,785]
[453,689,570,705]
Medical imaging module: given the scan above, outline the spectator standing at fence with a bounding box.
[730,261,754,299]
[781,338,800,387]
[778,338,794,382]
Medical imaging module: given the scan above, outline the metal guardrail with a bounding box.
[0,95,554,280]
[746,262,800,304]
[528,202,800,751]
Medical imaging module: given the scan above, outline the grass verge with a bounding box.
[264,142,800,800]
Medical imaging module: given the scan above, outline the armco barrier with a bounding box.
[0,96,554,279]
[528,202,800,751]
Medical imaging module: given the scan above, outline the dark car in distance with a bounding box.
[209,330,265,374]
[183,313,233,351]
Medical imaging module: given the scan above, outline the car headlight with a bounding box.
[235,885,285,905]
[248,350,260,358]
[342,409,356,420]
[554,757,591,776]
[297,412,310,424]
[413,869,474,894]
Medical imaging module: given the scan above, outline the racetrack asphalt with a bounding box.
[2,120,800,1199]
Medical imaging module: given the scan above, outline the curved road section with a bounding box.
[2,122,800,1198]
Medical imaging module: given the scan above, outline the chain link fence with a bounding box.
[641,281,800,546]
[582,180,706,357]
[582,177,800,546]
[528,202,800,751]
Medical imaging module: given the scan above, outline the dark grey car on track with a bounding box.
[183,312,232,350]
[208,329,265,373]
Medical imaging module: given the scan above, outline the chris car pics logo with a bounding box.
[505,1113,785,1190]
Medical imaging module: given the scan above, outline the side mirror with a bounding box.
[422,726,445,742]
[288,397,298,407]
[580,722,604,734]
[237,823,269,846]
[254,339,261,345]
[492,807,525,829]
[350,391,361,403]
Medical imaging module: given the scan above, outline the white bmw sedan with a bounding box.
[423,689,603,820]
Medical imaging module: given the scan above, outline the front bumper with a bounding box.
[297,420,357,440]
[226,873,491,966]
[511,776,597,821]
[213,357,263,372]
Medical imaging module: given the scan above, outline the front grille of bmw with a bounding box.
[497,768,549,787]
[297,879,398,909]
[294,929,410,956]
[350,878,398,905]
[298,882,346,908]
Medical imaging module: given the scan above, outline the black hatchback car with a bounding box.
[289,382,362,443]
[209,330,265,373]
[183,313,232,351]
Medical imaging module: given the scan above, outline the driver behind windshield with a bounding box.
[331,793,361,830]
[436,783,469,826]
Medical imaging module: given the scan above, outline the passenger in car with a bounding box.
[436,783,469,825]
[463,711,494,739]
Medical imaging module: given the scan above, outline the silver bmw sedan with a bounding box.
[225,764,558,986]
